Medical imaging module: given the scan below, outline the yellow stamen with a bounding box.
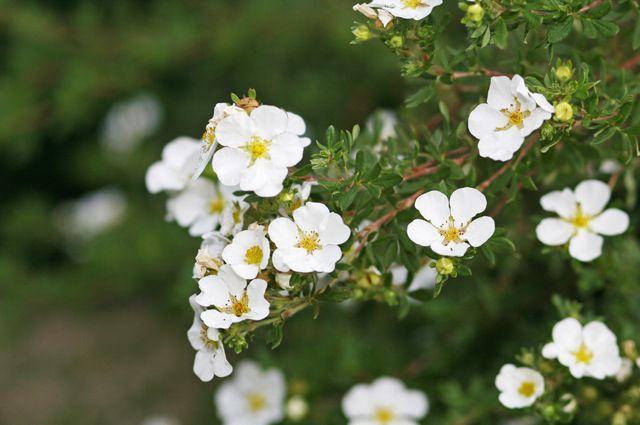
[568,206,591,229]
[402,0,424,8]
[247,392,266,412]
[374,407,395,423]
[298,231,321,253]
[244,245,263,265]
[221,292,250,317]
[199,325,219,350]
[244,136,270,162]
[202,126,216,146]
[209,198,225,214]
[496,98,531,132]
[573,344,594,364]
[439,217,464,245]
[518,381,536,398]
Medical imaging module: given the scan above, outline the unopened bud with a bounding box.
[352,25,372,42]
[436,257,455,275]
[555,101,574,121]
[555,65,573,81]
[235,97,260,113]
[389,34,404,49]
[467,4,485,22]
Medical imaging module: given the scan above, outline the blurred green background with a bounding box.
[2,1,639,425]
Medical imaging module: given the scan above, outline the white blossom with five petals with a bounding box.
[495,364,545,409]
[365,0,443,22]
[535,179,629,262]
[215,361,286,425]
[468,75,554,161]
[269,202,351,273]
[342,376,429,425]
[542,318,623,379]
[222,226,271,279]
[212,105,308,197]
[187,295,233,382]
[196,265,270,330]
[407,187,495,257]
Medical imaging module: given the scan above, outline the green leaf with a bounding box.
[494,19,508,49]
[339,186,359,211]
[481,26,491,47]
[548,17,573,43]
[405,84,435,108]
[592,20,619,38]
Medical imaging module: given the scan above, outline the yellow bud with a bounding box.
[352,25,371,42]
[467,4,485,22]
[435,258,454,275]
[555,101,573,121]
[555,65,573,81]
[389,34,404,49]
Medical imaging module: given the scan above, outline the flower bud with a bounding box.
[352,25,372,42]
[612,412,627,425]
[555,101,574,121]
[466,4,485,22]
[555,65,573,81]
[286,396,309,422]
[560,393,578,414]
[388,34,404,49]
[435,257,455,275]
[235,97,260,113]
[276,273,293,290]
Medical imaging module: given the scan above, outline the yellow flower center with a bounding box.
[573,343,594,364]
[496,98,531,132]
[402,0,424,8]
[518,381,536,398]
[224,292,250,317]
[439,217,464,245]
[209,198,226,214]
[245,136,271,162]
[202,126,216,146]
[244,245,263,265]
[247,392,266,412]
[298,231,321,253]
[374,407,394,423]
[568,206,591,229]
[199,325,219,350]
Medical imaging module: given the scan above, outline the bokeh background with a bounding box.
[2,1,639,425]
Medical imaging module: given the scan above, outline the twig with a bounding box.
[608,169,622,189]
[476,135,539,192]
[578,0,605,13]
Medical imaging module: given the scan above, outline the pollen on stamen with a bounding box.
[517,381,536,397]
[244,245,263,265]
[298,231,321,253]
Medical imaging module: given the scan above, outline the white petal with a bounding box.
[213,348,233,377]
[378,9,394,27]
[552,318,583,352]
[407,219,441,246]
[212,147,250,186]
[215,112,254,148]
[519,107,551,137]
[542,343,559,359]
[281,247,314,273]
[477,127,524,162]
[414,190,450,228]
[270,132,304,167]
[201,309,237,329]
[246,279,270,321]
[251,105,288,139]
[407,264,437,292]
[574,180,611,216]
[268,217,299,248]
[569,231,603,262]
[196,275,229,308]
[532,92,555,113]
[431,240,469,257]
[540,188,577,219]
[590,208,629,236]
[487,76,516,110]
[271,249,291,272]
[309,245,342,272]
[450,187,487,225]
[319,213,351,245]
[464,216,495,247]
[536,218,574,246]
[286,111,306,135]
[193,350,216,382]
[293,202,330,232]
[145,162,185,193]
[468,103,508,140]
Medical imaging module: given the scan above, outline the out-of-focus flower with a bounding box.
[616,358,634,383]
[407,188,495,257]
[390,263,437,292]
[600,159,622,174]
[139,415,181,425]
[367,109,398,141]
[58,188,126,239]
[468,75,554,161]
[542,318,623,379]
[102,94,162,153]
[187,295,232,382]
[286,396,309,422]
[196,265,270,329]
[269,202,351,273]
[536,180,629,262]
[495,364,544,409]
[215,361,286,425]
[146,137,201,193]
[342,376,429,424]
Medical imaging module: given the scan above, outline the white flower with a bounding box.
[57,188,126,239]
[222,227,271,279]
[286,396,309,422]
[193,233,228,279]
[342,376,429,425]
[215,361,286,425]
[166,178,246,237]
[495,365,544,409]
[196,265,270,329]
[212,105,308,197]
[102,94,162,153]
[353,3,394,27]
[367,109,398,142]
[599,159,622,175]
[390,263,437,292]
[535,179,629,262]
[616,358,634,383]
[407,187,495,257]
[146,137,201,193]
[269,202,351,273]
[194,103,245,178]
[367,0,443,21]
[187,295,233,382]
[468,75,554,161]
[542,318,623,379]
